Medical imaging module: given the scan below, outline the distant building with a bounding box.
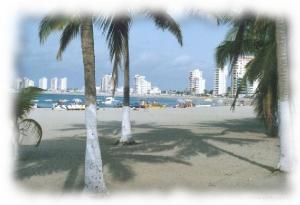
[39,77,48,90]
[28,80,34,87]
[247,80,259,95]
[20,77,34,88]
[188,69,205,94]
[15,78,22,90]
[213,66,227,96]
[231,55,258,96]
[101,74,112,93]
[149,86,161,95]
[60,77,67,91]
[134,74,152,95]
[50,77,58,90]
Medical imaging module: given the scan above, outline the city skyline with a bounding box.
[17,16,229,90]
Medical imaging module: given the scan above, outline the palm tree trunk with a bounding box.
[276,18,292,172]
[121,37,133,143]
[80,17,106,192]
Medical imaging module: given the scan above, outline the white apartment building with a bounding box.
[231,55,258,96]
[149,86,161,95]
[247,80,259,95]
[15,78,22,90]
[134,74,152,95]
[189,69,206,94]
[101,74,112,93]
[50,77,58,90]
[20,77,34,88]
[39,77,48,90]
[60,77,67,91]
[213,66,228,96]
[28,80,34,87]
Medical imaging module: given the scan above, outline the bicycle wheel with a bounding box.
[18,119,42,146]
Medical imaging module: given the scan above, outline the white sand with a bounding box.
[15,106,286,193]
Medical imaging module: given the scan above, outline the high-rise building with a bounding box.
[134,74,152,95]
[247,80,259,95]
[188,69,205,94]
[28,80,34,87]
[101,74,112,93]
[20,77,33,88]
[213,66,228,96]
[50,77,58,90]
[39,77,48,90]
[60,77,67,91]
[149,86,161,95]
[15,78,22,90]
[231,55,258,96]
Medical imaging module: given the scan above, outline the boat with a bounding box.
[176,99,194,108]
[102,97,119,105]
[67,98,85,110]
[67,104,85,110]
[131,100,165,109]
[52,100,67,111]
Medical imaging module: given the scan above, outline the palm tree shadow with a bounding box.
[16,118,279,191]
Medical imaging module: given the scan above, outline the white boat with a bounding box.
[52,104,67,111]
[52,100,67,111]
[67,104,85,110]
[103,97,116,105]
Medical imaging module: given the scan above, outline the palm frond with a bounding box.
[39,16,69,44]
[147,10,183,46]
[56,21,80,60]
[16,87,43,120]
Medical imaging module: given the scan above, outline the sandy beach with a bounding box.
[15,106,286,193]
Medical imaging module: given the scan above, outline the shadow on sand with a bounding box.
[16,117,281,191]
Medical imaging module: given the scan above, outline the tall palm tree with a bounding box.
[216,15,291,172]
[100,11,183,144]
[216,15,279,137]
[275,18,291,172]
[39,15,106,192]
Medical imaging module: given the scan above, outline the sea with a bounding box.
[33,93,225,108]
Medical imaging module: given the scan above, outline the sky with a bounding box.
[17,15,229,90]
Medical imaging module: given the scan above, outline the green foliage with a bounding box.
[216,15,278,137]
[15,87,43,146]
[99,10,183,96]
[16,87,43,120]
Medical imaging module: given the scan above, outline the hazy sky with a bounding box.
[17,15,229,90]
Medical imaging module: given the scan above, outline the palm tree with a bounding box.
[100,11,183,144]
[216,15,279,137]
[216,14,291,172]
[15,87,43,147]
[275,18,291,172]
[39,15,106,192]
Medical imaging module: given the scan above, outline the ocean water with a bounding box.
[34,93,218,108]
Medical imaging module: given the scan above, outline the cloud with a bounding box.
[172,54,192,66]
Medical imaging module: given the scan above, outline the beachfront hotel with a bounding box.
[231,55,259,96]
[60,77,68,91]
[50,77,58,91]
[213,66,228,96]
[100,74,113,94]
[188,69,206,95]
[39,77,48,90]
[134,74,151,95]
[16,77,34,89]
